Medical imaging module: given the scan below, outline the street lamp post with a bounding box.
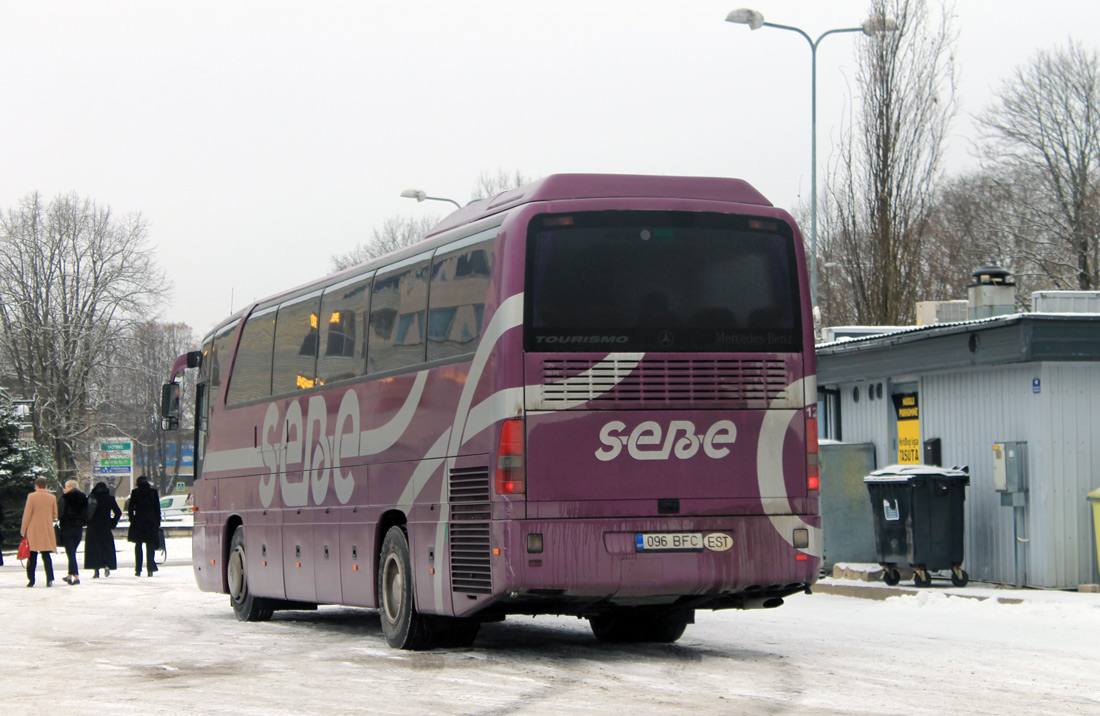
[725,9,896,312]
[400,189,462,210]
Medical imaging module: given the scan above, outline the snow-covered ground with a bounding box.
[2,538,1097,716]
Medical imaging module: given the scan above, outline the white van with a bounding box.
[160,494,194,522]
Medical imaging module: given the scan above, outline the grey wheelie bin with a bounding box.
[864,465,970,587]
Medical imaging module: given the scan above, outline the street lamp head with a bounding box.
[725,8,764,30]
[401,189,462,210]
[861,15,898,36]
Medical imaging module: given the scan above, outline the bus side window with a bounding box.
[272,292,322,394]
[428,239,493,361]
[207,326,235,411]
[317,275,372,384]
[226,307,276,406]
[194,335,218,479]
[368,257,429,374]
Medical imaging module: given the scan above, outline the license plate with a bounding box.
[635,532,703,551]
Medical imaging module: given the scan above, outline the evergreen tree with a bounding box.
[0,396,55,548]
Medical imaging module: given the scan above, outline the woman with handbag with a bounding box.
[84,481,122,578]
[20,476,58,587]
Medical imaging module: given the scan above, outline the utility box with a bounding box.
[923,437,942,467]
[994,442,1028,506]
[820,442,879,568]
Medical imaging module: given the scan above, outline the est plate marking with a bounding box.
[635,532,733,552]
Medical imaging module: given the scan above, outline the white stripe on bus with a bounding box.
[756,376,821,557]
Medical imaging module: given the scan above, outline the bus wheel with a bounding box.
[227,528,273,622]
[589,608,690,644]
[378,526,434,650]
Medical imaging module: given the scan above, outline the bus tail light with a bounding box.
[806,417,819,491]
[495,419,525,495]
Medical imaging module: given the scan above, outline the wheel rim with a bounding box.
[381,552,404,625]
[228,546,246,604]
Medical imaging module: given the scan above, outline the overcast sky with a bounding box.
[2,1,1097,338]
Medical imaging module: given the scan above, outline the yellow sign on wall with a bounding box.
[892,393,920,464]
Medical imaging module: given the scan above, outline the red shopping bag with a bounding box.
[18,536,30,561]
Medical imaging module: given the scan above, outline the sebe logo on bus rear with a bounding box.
[595,419,737,462]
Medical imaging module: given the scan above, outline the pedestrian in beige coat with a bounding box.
[21,476,58,587]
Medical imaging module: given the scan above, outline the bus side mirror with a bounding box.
[161,382,181,431]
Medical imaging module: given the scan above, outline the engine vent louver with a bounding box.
[449,466,492,595]
[540,357,788,406]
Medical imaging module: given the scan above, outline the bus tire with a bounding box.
[378,526,434,650]
[589,608,690,644]
[227,528,273,622]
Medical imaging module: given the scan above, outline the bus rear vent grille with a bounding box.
[449,467,492,595]
[540,357,789,405]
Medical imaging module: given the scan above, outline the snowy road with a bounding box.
[2,540,1097,716]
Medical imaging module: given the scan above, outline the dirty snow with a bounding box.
[2,538,1097,716]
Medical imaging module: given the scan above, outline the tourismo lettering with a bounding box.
[535,335,629,344]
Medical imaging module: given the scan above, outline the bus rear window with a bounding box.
[525,211,802,353]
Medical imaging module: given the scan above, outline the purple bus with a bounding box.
[162,174,820,649]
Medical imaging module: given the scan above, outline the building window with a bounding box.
[819,388,842,441]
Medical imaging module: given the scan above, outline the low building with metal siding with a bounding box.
[832,379,892,469]
[817,314,1100,589]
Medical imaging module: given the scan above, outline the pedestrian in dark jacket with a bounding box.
[59,479,89,585]
[127,475,161,576]
[84,481,122,578]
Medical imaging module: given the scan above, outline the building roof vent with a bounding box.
[916,300,969,325]
[967,266,1016,320]
[1031,291,1100,314]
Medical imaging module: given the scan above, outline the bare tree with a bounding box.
[0,192,169,481]
[330,214,441,271]
[921,170,1018,300]
[919,166,1083,308]
[823,0,957,326]
[97,321,196,493]
[469,169,532,201]
[331,170,533,271]
[977,40,1100,290]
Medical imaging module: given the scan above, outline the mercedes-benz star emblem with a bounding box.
[658,331,675,348]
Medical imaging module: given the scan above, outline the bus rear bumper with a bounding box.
[469,514,819,616]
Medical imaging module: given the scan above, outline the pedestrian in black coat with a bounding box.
[127,475,161,576]
[58,480,89,585]
[84,481,122,577]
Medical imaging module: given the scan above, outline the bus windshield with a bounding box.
[526,210,802,353]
